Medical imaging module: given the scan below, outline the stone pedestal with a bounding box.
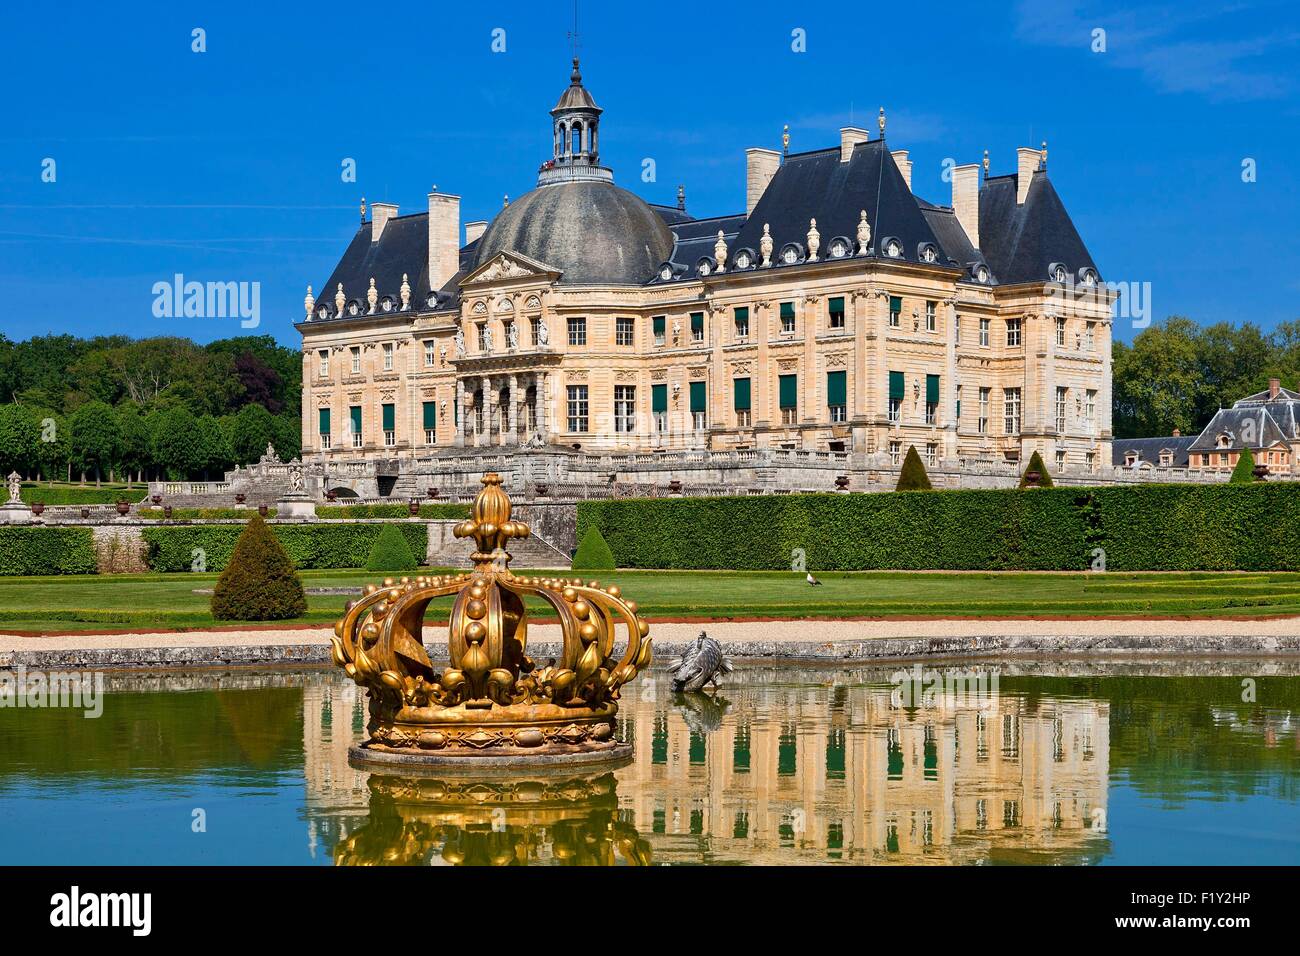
[275,494,316,520]
[0,501,33,525]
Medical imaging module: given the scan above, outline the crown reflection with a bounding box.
[331,472,652,767]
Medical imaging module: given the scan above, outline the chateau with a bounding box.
[298,59,1113,485]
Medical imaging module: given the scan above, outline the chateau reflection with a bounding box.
[301,669,1113,865]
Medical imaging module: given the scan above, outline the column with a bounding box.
[871,290,888,452]
[538,371,551,439]
[455,378,468,447]
[944,298,958,460]
[802,295,818,427]
[483,376,497,446]
[505,375,517,445]
[755,300,770,429]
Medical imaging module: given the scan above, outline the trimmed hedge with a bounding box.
[317,503,470,520]
[0,527,98,575]
[210,515,307,621]
[140,508,276,520]
[577,483,1300,572]
[365,524,419,572]
[19,483,140,506]
[143,522,428,572]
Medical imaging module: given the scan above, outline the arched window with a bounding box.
[571,122,583,155]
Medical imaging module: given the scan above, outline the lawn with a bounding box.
[4,568,1300,632]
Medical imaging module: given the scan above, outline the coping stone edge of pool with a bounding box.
[3,632,1300,670]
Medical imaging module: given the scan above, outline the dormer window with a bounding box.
[885,238,902,258]
[734,248,754,269]
[1081,268,1097,287]
[918,243,938,263]
[975,265,990,284]
[779,243,803,265]
[659,264,674,282]
[697,257,713,277]
[1125,452,1139,467]
[1217,433,1230,449]
[828,237,850,259]
[1051,263,1068,283]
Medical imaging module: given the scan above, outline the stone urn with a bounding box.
[163,505,173,519]
[834,475,850,491]
[408,499,421,516]
[669,479,683,495]
[115,500,131,516]
[1253,464,1270,481]
[426,487,439,500]
[325,489,338,502]
[534,483,548,498]
[151,494,163,505]
[31,502,45,516]
[1023,471,1042,488]
[258,504,269,517]
[79,507,90,519]
[235,493,247,505]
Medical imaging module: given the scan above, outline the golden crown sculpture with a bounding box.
[332,473,651,766]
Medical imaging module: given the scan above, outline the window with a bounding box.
[956,384,962,424]
[382,343,393,370]
[652,383,668,433]
[567,384,589,432]
[954,313,961,343]
[1055,386,1068,433]
[1086,451,1096,471]
[888,296,902,328]
[530,317,542,346]
[925,374,939,425]
[382,403,396,446]
[979,318,990,347]
[422,401,436,444]
[779,374,798,425]
[978,387,990,435]
[690,311,704,343]
[827,370,847,423]
[318,350,329,377]
[1004,388,1022,434]
[477,324,489,351]
[318,408,331,449]
[925,442,937,466]
[690,380,707,430]
[1055,449,1066,471]
[616,317,635,346]
[889,440,902,465]
[925,301,937,333]
[1159,451,1172,467]
[1006,319,1021,347]
[614,385,636,433]
[780,302,796,334]
[734,306,750,339]
[1085,321,1096,351]
[1085,389,1097,425]
[567,318,586,346]
[828,297,845,331]
[423,340,435,367]
[1055,317,1066,348]
[349,405,363,448]
[502,321,514,349]
[652,315,666,347]
[350,347,361,374]
[734,377,751,427]
[888,370,904,424]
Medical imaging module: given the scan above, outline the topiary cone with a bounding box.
[1019,450,1054,488]
[1229,446,1256,484]
[211,514,306,621]
[896,445,933,491]
[365,523,419,572]
[573,525,616,571]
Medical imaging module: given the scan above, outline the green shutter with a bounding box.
[349,405,362,436]
[652,383,667,413]
[956,400,962,420]
[318,408,330,435]
[690,311,704,333]
[779,374,798,409]
[889,295,902,314]
[689,380,706,413]
[779,302,795,320]
[926,374,939,404]
[888,371,904,400]
[382,403,395,431]
[733,377,751,411]
[653,316,665,337]
[734,306,749,324]
[829,296,845,313]
[422,401,436,430]
[827,370,846,406]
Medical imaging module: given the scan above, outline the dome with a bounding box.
[471,181,673,285]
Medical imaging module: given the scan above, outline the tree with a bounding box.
[573,525,616,570]
[1019,450,1054,488]
[1229,446,1257,483]
[115,405,151,483]
[365,524,419,572]
[0,404,40,477]
[197,415,233,478]
[150,406,204,480]
[210,515,307,621]
[228,403,277,465]
[68,400,121,484]
[1112,318,1204,439]
[896,446,933,491]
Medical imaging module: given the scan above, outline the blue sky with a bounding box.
[2,0,1298,347]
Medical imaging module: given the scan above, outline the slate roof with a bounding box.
[1112,436,1196,468]
[979,172,1099,285]
[1188,406,1292,452]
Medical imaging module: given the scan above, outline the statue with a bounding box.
[454,326,466,358]
[6,472,20,504]
[507,322,519,350]
[482,325,494,353]
[263,443,279,463]
[536,320,549,346]
[289,462,304,494]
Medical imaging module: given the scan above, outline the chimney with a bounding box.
[1270,377,1281,400]
[840,127,869,163]
[427,191,460,294]
[465,220,487,245]
[746,148,780,215]
[1016,147,1040,204]
[951,163,980,250]
[1172,428,1181,438]
[891,149,912,191]
[370,202,398,241]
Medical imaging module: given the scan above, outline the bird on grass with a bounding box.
[806,572,822,586]
[666,631,734,693]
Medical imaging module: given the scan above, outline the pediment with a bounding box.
[460,250,562,286]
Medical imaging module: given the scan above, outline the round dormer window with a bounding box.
[317,305,329,319]
[735,250,752,269]
[783,246,799,264]
[660,264,673,281]
[886,239,902,258]
[1081,268,1097,287]
[698,259,712,277]
[348,302,360,316]
[976,265,990,284]
[921,246,937,263]
[1053,264,1067,283]
[380,296,394,312]
[829,238,849,258]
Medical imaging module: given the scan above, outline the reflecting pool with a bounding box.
[1,661,1298,865]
